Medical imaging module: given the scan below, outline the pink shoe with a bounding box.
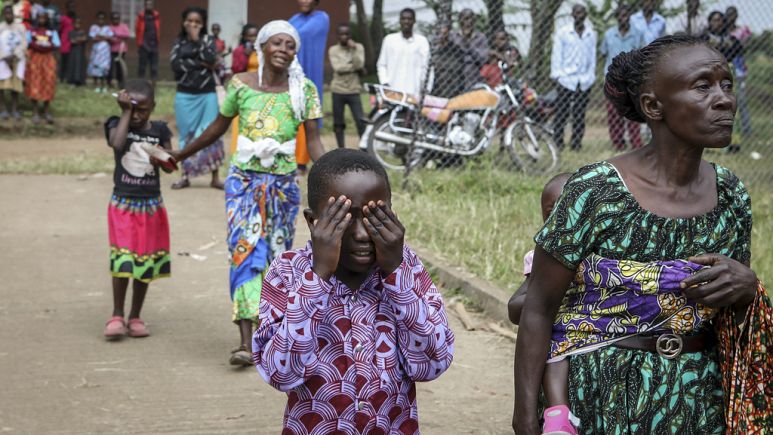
[103,316,127,340]
[542,405,579,435]
[127,318,150,338]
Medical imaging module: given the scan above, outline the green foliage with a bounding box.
[746,31,773,58]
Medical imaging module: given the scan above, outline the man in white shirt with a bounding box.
[672,0,705,36]
[630,0,666,44]
[376,8,430,97]
[550,4,596,151]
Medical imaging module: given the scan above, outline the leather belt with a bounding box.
[613,332,714,359]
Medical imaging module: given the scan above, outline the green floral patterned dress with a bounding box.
[219,75,322,322]
[535,161,752,434]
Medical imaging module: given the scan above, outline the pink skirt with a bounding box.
[107,195,170,282]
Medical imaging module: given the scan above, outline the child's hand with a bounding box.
[308,196,352,281]
[363,201,404,275]
[116,90,133,112]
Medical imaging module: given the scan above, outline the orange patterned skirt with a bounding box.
[24,51,57,102]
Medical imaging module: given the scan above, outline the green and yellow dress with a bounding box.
[220,75,322,322]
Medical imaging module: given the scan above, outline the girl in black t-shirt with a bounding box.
[103,79,174,340]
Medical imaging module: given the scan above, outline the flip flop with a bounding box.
[103,316,127,340]
[127,318,150,338]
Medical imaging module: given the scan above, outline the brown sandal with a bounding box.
[171,179,190,190]
[229,345,252,366]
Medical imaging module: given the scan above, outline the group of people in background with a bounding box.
[0,0,157,122]
[335,1,753,154]
[553,0,753,153]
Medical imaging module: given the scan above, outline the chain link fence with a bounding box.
[354,0,773,187]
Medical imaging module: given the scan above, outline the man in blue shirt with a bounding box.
[630,0,665,44]
[289,0,329,171]
[600,3,645,150]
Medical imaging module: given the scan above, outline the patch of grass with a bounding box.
[2,83,365,138]
[0,153,114,175]
[46,83,177,118]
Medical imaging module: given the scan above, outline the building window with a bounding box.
[111,0,144,36]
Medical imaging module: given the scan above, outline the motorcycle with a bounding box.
[359,73,559,173]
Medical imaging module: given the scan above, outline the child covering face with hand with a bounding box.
[252,148,455,434]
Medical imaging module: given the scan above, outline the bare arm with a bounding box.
[175,114,233,161]
[304,119,325,162]
[507,276,529,324]
[108,92,134,150]
[108,110,132,150]
[512,247,575,435]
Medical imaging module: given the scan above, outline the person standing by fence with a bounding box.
[57,1,73,81]
[25,10,59,124]
[631,0,665,44]
[675,0,705,36]
[328,22,366,149]
[429,23,465,98]
[108,12,129,89]
[600,3,644,151]
[725,6,752,153]
[87,11,113,94]
[377,8,429,98]
[65,17,86,86]
[550,4,596,151]
[228,23,258,155]
[0,4,26,120]
[451,8,488,91]
[169,6,224,190]
[289,0,329,173]
[135,0,159,88]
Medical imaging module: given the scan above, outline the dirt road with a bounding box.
[0,171,515,434]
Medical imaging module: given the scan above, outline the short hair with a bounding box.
[338,22,350,30]
[124,79,155,100]
[615,3,632,15]
[400,8,416,19]
[707,10,723,24]
[604,34,711,123]
[307,149,391,211]
[96,11,107,18]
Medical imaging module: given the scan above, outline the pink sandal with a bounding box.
[103,316,127,339]
[127,318,150,338]
[542,405,580,435]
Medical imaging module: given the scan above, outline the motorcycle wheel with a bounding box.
[367,114,424,171]
[505,120,559,174]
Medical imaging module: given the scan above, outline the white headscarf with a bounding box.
[257,20,306,121]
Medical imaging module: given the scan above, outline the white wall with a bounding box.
[208,0,248,64]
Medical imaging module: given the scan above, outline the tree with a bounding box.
[485,0,506,37]
[353,0,376,72]
[370,0,385,63]
[526,0,564,90]
[422,0,454,26]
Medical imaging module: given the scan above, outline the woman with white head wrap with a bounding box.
[171,19,325,366]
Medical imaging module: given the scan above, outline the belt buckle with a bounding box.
[656,334,683,359]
